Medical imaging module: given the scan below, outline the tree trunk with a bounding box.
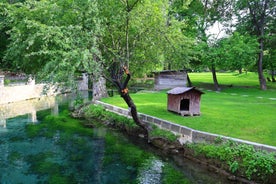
[257,36,267,90]
[272,71,276,82]
[247,0,268,90]
[113,67,149,138]
[211,64,220,91]
[238,68,242,74]
[120,92,149,137]
[187,73,192,87]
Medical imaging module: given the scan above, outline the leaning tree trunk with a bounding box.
[113,67,149,138]
[211,64,220,91]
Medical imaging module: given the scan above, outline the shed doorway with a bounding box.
[180,99,189,111]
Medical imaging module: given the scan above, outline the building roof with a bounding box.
[152,70,186,74]
[167,87,204,95]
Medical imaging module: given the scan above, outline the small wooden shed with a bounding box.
[167,87,204,116]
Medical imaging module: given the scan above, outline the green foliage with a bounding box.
[162,163,190,184]
[216,32,258,71]
[104,132,151,168]
[102,72,276,146]
[228,160,239,173]
[26,123,44,138]
[26,152,77,184]
[72,93,84,109]
[4,79,10,85]
[84,104,138,128]
[0,0,275,90]
[1,0,102,86]
[26,109,93,138]
[150,124,178,142]
[84,104,179,143]
[8,151,22,163]
[98,0,195,77]
[188,141,276,182]
[84,104,105,119]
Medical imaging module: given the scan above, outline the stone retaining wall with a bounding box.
[0,74,88,105]
[95,101,276,153]
[0,84,57,105]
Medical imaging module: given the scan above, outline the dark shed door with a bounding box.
[180,99,189,111]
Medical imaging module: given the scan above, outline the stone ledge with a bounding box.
[95,101,276,153]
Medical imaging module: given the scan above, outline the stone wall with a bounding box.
[0,74,88,105]
[95,101,276,153]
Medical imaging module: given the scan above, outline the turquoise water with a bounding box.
[0,95,230,184]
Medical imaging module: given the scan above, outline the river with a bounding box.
[0,92,231,184]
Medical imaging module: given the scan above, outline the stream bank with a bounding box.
[77,103,276,184]
[0,93,235,183]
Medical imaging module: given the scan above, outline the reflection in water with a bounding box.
[0,91,89,126]
[0,96,56,125]
[28,110,37,123]
[0,119,6,128]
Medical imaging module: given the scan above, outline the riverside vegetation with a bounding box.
[82,104,276,183]
[94,72,276,183]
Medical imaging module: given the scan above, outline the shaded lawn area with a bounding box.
[102,72,276,147]
[189,72,276,90]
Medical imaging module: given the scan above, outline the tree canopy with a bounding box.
[1,0,102,87]
[0,0,275,90]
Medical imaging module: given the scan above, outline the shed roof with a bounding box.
[152,70,186,74]
[167,87,204,95]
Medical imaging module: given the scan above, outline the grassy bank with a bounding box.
[84,103,276,183]
[102,72,276,146]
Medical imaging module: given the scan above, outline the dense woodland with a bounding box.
[0,0,275,92]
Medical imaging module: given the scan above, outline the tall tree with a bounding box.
[98,0,195,137]
[1,0,103,92]
[263,12,276,82]
[170,0,236,90]
[98,0,169,137]
[218,32,258,73]
[235,0,276,90]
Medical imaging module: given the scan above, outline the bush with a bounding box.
[188,141,276,182]
[4,79,10,85]
[84,104,181,143]
[83,104,137,128]
[149,124,178,142]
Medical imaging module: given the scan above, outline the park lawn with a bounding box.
[189,72,276,90]
[101,72,276,146]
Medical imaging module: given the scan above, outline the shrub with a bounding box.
[83,104,105,119]
[4,79,10,85]
[188,141,276,182]
[83,104,137,128]
[149,124,178,142]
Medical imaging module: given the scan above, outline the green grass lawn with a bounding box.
[102,72,276,146]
